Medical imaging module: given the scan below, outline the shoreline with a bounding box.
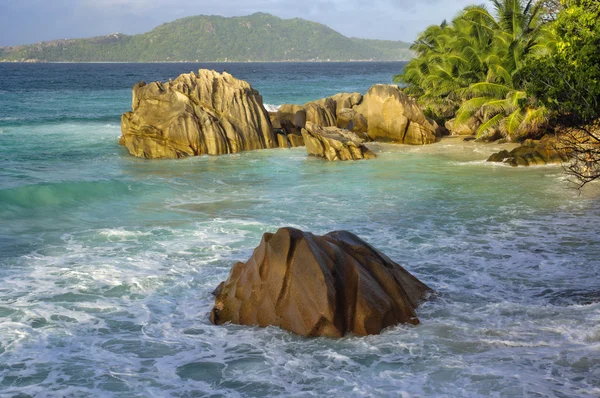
[0,60,410,64]
[366,135,521,157]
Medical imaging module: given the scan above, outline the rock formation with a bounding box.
[272,104,305,130]
[271,86,445,148]
[274,130,305,148]
[487,136,569,166]
[120,69,276,158]
[273,92,364,135]
[445,117,479,136]
[304,102,337,127]
[336,108,369,138]
[271,105,306,148]
[329,92,363,116]
[210,228,432,337]
[301,122,375,161]
[355,84,440,145]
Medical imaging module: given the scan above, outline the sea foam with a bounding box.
[263,104,281,112]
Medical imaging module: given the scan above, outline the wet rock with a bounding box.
[487,149,511,163]
[210,227,432,337]
[487,136,569,166]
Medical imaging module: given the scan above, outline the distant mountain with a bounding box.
[0,13,413,63]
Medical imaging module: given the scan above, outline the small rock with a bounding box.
[301,122,375,161]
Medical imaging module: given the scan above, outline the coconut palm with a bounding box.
[397,0,555,140]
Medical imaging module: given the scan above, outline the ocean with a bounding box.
[0,62,599,397]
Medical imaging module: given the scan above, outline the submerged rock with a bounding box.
[210,227,432,337]
[301,121,375,161]
[487,136,569,166]
[355,84,439,145]
[120,69,276,159]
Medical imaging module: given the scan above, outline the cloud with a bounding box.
[0,0,487,46]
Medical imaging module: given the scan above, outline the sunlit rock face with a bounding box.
[355,84,441,145]
[120,69,276,159]
[211,227,432,337]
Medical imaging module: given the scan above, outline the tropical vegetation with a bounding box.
[396,0,600,186]
[522,0,600,186]
[395,0,556,141]
[0,13,412,62]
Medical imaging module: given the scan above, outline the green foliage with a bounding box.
[396,0,554,140]
[521,0,600,123]
[0,13,412,62]
[520,0,600,187]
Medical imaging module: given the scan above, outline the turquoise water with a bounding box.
[1,63,599,397]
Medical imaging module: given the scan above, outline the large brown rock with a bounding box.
[487,135,569,166]
[120,70,276,159]
[210,228,432,337]
[355,84,438,145]
[301,121,375,161]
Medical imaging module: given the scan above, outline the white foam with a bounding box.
[264,104,281,112]
[2,139,599,397]
[99,228,153,241]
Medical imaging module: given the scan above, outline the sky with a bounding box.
[0,0,491,46]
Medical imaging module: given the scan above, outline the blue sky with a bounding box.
[0,0,489,46]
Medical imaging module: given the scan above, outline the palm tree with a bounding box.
[397,0,555,140]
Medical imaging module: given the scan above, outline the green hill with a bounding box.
[0,13,412,62]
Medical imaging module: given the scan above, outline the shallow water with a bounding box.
[0,63,599,397]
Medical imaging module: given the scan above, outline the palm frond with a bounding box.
[466,82,512,98]
[456,97,496,123]
[505,108,525,136]
[476,113,505,137]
